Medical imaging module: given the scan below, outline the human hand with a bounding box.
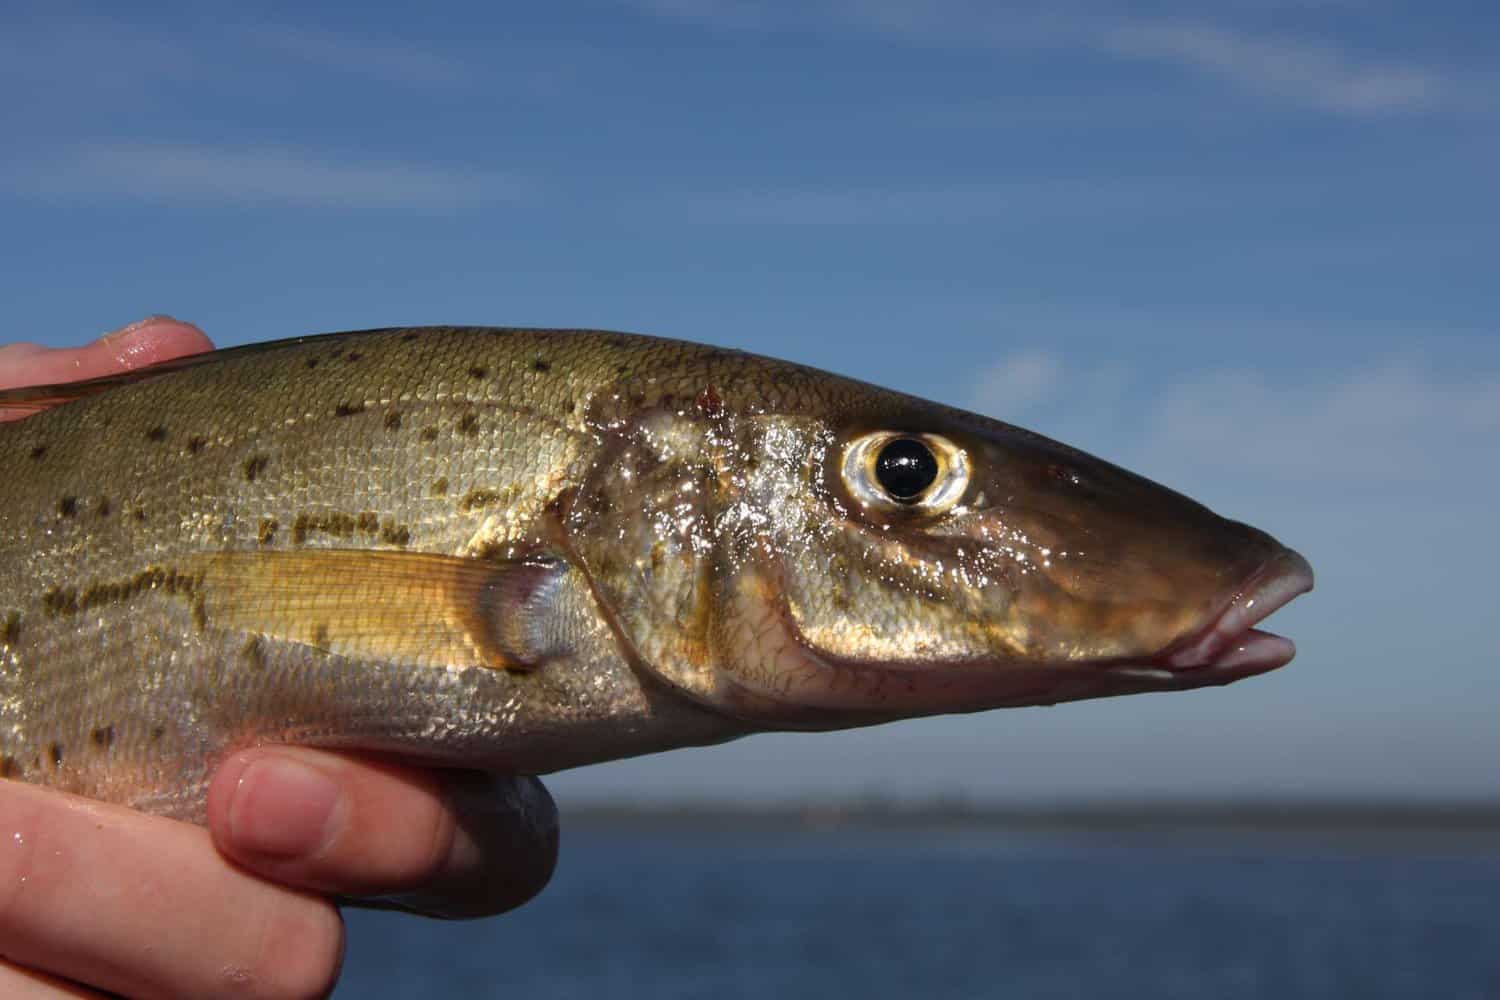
[0,318,559,998]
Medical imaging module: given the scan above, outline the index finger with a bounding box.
[0,316,213,396]
[0,779,344,1000]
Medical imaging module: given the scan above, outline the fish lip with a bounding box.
[1149,548,1315,674]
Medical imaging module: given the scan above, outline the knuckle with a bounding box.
[237,898,345,1000]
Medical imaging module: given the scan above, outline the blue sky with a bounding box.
[3,1,1496,804]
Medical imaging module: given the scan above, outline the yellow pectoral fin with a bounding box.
[194,550,566,672]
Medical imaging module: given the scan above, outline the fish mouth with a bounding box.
[1116,547,1315,683]
[714,546,1315,727]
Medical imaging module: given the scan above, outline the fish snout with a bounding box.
[1154,547,1315,675]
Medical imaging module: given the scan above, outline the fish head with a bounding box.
[566,348,1313,730]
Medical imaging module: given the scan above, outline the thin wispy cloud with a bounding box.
[242,25,469,86]
[632,0,769,28]
[1099,21,1443,115]
[16,145,525,210]
[969,351,1063,415]
[0,13,199,95]
[0,13,472,98]
[665,177,1233,225]
[627,0,1458,116]
[970,350,1500,490]
[1143,362,1500,485]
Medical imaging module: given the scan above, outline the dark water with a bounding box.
[336,826,1500,998]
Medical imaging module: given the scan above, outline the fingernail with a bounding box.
[228,754,344,859]
[99,315,179,344]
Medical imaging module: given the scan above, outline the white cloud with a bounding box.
[0,14,473,101]
[626,1,1458,116]
[1098,21,1443,115]
[242,26,469,86]
[1142,362,1500,485]
[969,351,1063,416]
[968,350,1500,490]
[664,177,1230,225]
[16,145,525,210]
[630,0,770,27]
[0,14,198,93]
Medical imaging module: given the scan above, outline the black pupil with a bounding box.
[874,438,939,502]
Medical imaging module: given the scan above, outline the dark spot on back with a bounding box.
[242,454,269,483]
[150,725,165,742]
[460,488,503,513]
[53,566,206,619]
[291,510,386,544]
[29,444,47,460]
[334,402,366,418]
[132,507,147,523]
[258,517,278,545]
[346,351,363,362]
[90,725,115,750]
[532,358,551,373]
[1,612,18,646]
[306,357,320,370]
[191,595,208,631]
[458,412,479,436]
[146,426,167,443]
[695,385,724,418]
[49,743,63,767]
[42,587,79,616]
[95,496,111,518]
[57,496,77,518]
[186,436,206,455]
[615,364,629,376]
[401,332,419,342]
[431,477,449,497]
[242,635,267,671]
[384,411,402,431]
[469,364,489,379]
[421,426,440,442]
[380,520,411,547]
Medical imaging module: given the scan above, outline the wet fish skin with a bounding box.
[0,327,1312,821]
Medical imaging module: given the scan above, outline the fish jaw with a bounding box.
[1152,547,1314,672]
[709,545,1315,727]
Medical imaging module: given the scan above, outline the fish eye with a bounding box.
[841,431,970,514]
[875,438,938,501]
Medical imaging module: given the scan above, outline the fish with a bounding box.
[0,326,1313,821]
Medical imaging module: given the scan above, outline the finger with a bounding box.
[208,748,559,919]
[0,779,344,1000]
[0,962,106,999]
[0,316,213,392]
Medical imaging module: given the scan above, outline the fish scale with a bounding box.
[0,326,1312,821]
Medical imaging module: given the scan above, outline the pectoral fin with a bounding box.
[194,550,567,672]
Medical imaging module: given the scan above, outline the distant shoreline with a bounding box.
[562,800,1500,840]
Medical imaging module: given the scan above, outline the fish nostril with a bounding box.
[1046,463,1082,487]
